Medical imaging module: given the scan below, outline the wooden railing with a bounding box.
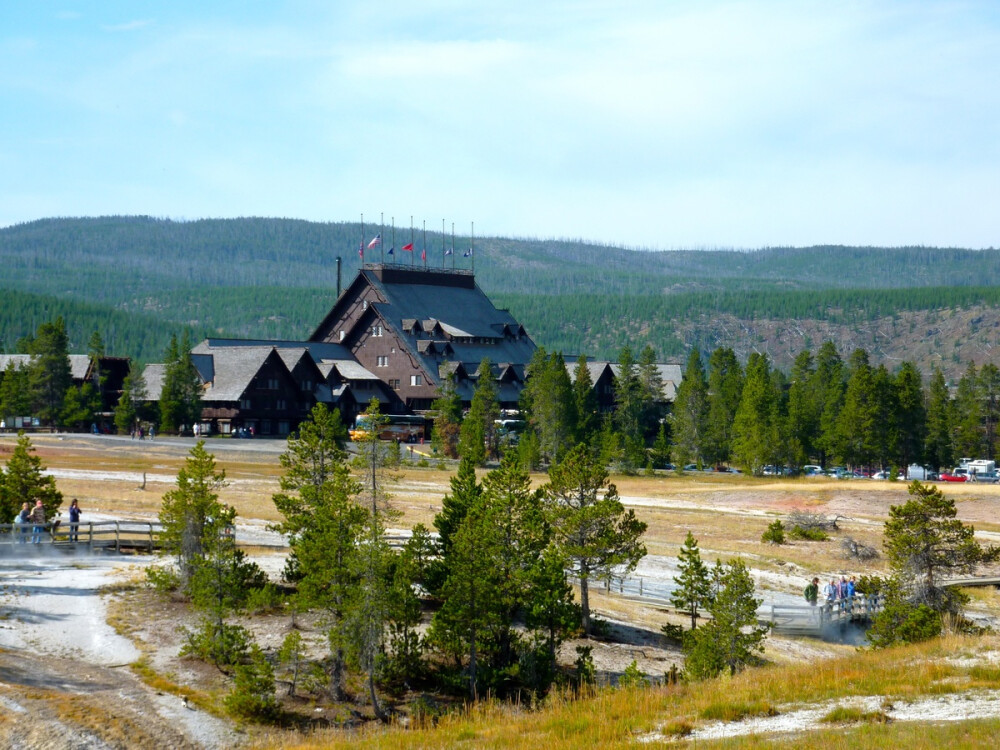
[1,520,163,553]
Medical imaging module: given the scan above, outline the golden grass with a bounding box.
[244,634,1000,749]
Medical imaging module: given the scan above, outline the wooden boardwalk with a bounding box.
[1,520,164,554]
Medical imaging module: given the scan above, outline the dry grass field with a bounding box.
[7,432,1000,747]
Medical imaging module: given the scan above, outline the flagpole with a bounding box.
[360,213,365,268]
[471,221,475,274]
[410,216,414,268]
[451,222,455,269]
[441,218,445,269]
[422,220,427,269]
[379,212,384,265]
[391,217,396,266]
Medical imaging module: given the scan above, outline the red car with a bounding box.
[939,471,968,482]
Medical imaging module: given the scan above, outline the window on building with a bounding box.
[240,398,251,410]
[339,330,345,341]
[389,379,400,390]
[276,399,287,410]
[372,325,383,337]
[264,378,279,390]
[377,355,389,367]
[410,374,423,386]
[301,380,313,392]
[362,300,368,310]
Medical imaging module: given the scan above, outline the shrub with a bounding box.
[660,623,685,645]
[145,565,181,593]
[788,525,829,541]
[181,617,253,667]
[618,660,648,688]
[700,700,778,722]
[224,645,280,722]
[820,706,891,724]
[761,520,785,544]
[842,536,879,561]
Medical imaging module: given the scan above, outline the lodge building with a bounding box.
[141,264,680,437]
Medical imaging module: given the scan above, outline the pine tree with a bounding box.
[459,358,500,465]
[894,362,926,471]
[671,532,712,630]
[785,349,817,468]
[637,344,666,441]
[434,456,483,562]
[836,349,878,468]
[979,363,1000,459]
[27,317,72,427]
[114,368,148,435]
[430,371,463,458]
[704,347,743,467]
[158,441,229,587]
[952,361,982,460]
[159,331,202,433]
[925,366,954,471]
[670,349,708,469]
[813,341,845,467]
[0,433,63,524]
[0,361,32,420]
[731,353,779,475]
[572,354,599,445]
[543,444,647,635]
[684,559,768,679]
[883,481,996,615]
[612,345,643,444]
[525,544,579,682]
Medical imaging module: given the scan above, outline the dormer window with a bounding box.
[372,325,383,337]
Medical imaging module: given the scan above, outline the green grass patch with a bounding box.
[789,525,829,541]
[969,664,1000,684]
[699,699,778,722]
[820,706,891,724]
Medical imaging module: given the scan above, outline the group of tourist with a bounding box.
[10,498,81,543]
[803,575,859,609]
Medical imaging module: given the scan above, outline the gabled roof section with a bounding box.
[141,363,168,401]
[201,346,278,401]
[1,354,101,381]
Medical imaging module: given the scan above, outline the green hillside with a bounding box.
[3,216,999,369]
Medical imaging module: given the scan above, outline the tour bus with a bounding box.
[349,414,427,442]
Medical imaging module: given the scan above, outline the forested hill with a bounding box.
[3,216,1000,373]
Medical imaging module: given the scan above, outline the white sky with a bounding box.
[2,1,998,249]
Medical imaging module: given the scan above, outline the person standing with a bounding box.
[68,498,81,543]
[16,502,30,544]
[30,499,46,544]
[804,577,819,606]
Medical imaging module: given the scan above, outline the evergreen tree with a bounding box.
[523,349,577,462]
[572,354,600,445]
[979,363,1000,459]
[671,532,712,630]
[114,368,148,435]
[0,433,63,523]
[612,345,643,444]
[870,364,898,469]
[480,454,549,669]
[925,366,954,471]
[0,361,32,420]
[458,358,500,465]
[543,444,647,635]
[524,544,579,685]
[60,382,100,431]
[704,347,743,467]
[158,441,229,587]
[882,481,996,616]
[813,341,845,467]
[952,361,982,459]
[637,344,666,440]
[27,317,72,427]
[836,349,878,467]
[670,349,708,469]
[684,559,768,679]
[159,331,202,433]
[731,353,779,475]
[430,370,463,458]
[434,456,483,563]
[785,349,818,468]
[428,495,504,700]
[87,329,107,404]
[894,362,926,471]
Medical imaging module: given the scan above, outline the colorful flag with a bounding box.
[358,243,364,259]
[367,233,381,249]
[401,242,414,252]
[445,248,453,256]
[386,247,394,256]
[421,248,426,261]
[463,248,473,258]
